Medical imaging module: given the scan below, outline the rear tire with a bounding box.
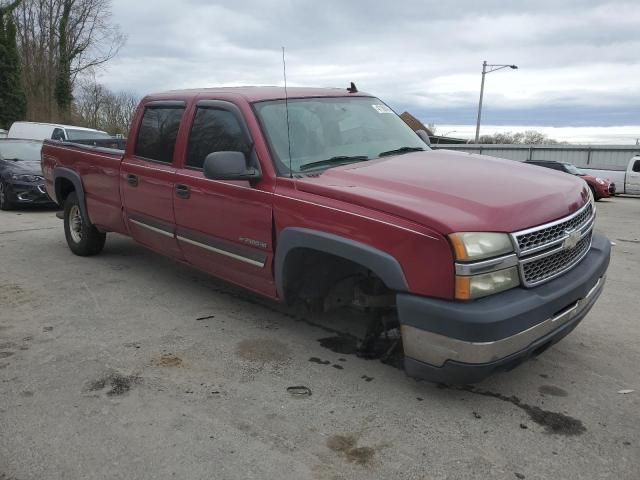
[63,192,106,256]
[0,181,14,211]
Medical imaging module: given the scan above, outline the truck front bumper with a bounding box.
[398,233,611,384]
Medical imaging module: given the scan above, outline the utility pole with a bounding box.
[474,61,518,144]
[474,61,487,144]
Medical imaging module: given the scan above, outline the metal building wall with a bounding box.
[432,145,640,171]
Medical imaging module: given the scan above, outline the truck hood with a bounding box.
[295,150,590,234]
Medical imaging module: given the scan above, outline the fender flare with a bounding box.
[275,227,408,299]
[53,167,89,222]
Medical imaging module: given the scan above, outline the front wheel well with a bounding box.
[280,248,395,310]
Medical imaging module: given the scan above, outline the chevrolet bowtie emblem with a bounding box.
[563,229,581,250]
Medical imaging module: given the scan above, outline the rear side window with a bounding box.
[186,107,250,169]
[633,160,640,172]
[52,128,65,141]
[135,106,185,163]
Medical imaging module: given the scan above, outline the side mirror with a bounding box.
[203,151,261,182]
[416,129,431,146]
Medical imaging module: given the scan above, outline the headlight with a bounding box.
[596,178,605,185]
[11,174,43,183]
[455,266,520,300]
[449,232,514,261]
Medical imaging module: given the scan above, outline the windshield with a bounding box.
[0,141,42,161]
[65,129,112,141]
[563,163,584,175]
[254,96,428,174]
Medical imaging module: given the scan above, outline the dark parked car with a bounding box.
[0,139,54,210]
[525,160,614,200]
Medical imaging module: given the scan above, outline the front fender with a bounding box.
[275,227,408,299]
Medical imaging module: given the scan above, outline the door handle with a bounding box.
[175,184,190,199]
[127,174,138,187]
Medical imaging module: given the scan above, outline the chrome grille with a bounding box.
[516,203,593,254]
[512,199,595,287]
[521,233,592,285]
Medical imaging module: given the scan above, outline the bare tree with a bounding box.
[478,130,563,145]
[74,75,138,135]
[74,73,106,127]
[13,0,125,121]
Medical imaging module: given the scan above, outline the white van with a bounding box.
[8,122,111,142]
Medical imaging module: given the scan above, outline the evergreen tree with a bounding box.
[0,1,26,129]
[54,0,73,122]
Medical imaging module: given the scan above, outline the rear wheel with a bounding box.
[63,192,106,256]
[0,181,14,211]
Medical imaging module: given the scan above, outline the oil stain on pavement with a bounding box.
[86,372,141,396]
[236,338,290,364]
[461,386,586,436]
[154,353,183,367]
[326,434,376,466]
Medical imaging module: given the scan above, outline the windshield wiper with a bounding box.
[299,155,369,171]
[378,146,425,158]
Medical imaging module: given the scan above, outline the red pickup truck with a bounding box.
[41,87,610,383]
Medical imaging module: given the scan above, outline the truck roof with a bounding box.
[146,86,372,102]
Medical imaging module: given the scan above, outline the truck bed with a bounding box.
[42,140,126,234]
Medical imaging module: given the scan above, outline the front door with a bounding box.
[121,101,186,259]
[173,100,275,298]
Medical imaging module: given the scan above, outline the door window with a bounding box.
[134,106,185,163]
[633,160,640,173]
[186,107,250,169]
[52,128,66,141]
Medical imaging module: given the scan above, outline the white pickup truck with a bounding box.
[582,156,640,195]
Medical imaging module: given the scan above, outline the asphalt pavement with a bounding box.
[1,198,638,479]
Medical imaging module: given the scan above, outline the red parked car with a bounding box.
[525,160,614,200]
[41,87,610,383]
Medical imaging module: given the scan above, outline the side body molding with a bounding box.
[53,167,88,221]
[275,227,408,299]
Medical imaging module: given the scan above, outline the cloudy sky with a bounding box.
[100,0,640,136]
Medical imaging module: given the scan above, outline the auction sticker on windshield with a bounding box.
[372,104,393,113]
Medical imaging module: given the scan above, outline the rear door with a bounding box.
[121,101,185,258]
[173,100,275,298]
[626,158,640,194]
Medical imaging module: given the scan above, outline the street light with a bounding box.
[474,61,518,143]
